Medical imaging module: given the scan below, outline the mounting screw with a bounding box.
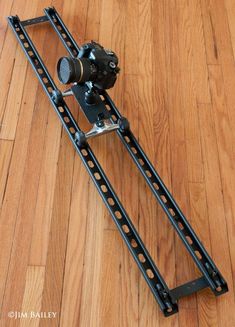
[75,131,87,147]
[96,120,105,128]
[118,117,130,133]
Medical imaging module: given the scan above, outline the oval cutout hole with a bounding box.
[131,239,138,248]
[115,211,122,219]
[131,147,137,154]
[94,172,101,180]
[195,250,202,259]
[153,182,159,190]
[64,116,70,123]
[138,253,146,263]
[146,170,151,178]
[178,221,184,230]
[186,235,193,245]
[81,149,88,156]
[146,269,154,279]
[124,136,130,143]
[168,208,175,216]
[122,225,130,233]
[161,195,167,203]
[88,160,94,168]
[139,158,145,166]
[101,185,108,193]
[108,197,115,206]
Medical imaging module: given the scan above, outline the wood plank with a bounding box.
[0,0,14,56]
[29,0,89,267]
[0,1,235,326]
[20,266,45,327]
[28,96,61,266]
[0,87,49,326]
[39,128,75,327]
[151,2,178,326]
[103,0,125,230]
[200,0,220,64]
[189,0,210,104]
[85,0,101,42]
[177,0,204,183]
[119,75,139,327]
[166,0,198,317]
[198,102,235,327]
[188,181,218,327]
[76,181,104,327]
[98,230,121,327]
[137,1,159,326]
[0,0,33,123]
[202,0,234,66]
[0,3,57,323]
[58,154,89,327]
[0,140,13,208]
[0,1,51,318]
[225,0,235,59]
[0,0,39,140]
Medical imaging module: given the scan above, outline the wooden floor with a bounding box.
[0,0,235,326]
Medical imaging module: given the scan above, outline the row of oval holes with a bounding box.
[12,26,204,271]
[15,26,77,134]
[15,26,55,95]
[14,27,203,265]
[121,135,203,261]
[79,147,155,280]
[52,16,78,56]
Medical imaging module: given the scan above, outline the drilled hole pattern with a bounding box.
[46,11,79,58]
[11,17,81,146]
[77,143,176,305]
[11,14,225,304]
[10,20,168,297]
[13,20,56,95]
[102,92,224,288]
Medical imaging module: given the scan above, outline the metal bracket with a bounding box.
[170,277,208,302]
[71,83,111,124]
[7,7,228,317]
[85,120,119,140]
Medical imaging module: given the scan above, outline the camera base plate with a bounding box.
[71,84,110,124]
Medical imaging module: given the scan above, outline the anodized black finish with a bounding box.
[170,277,208,302]
[7,13,177,316]
[8,7,228,317]
[71,84,111,123]
[102,91,228,297]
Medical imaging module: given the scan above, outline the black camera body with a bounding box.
[57,41,120,90]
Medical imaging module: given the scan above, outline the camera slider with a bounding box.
[52,83,128,146]
[8,7,228,317]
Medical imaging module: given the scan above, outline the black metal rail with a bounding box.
[103,93,228,296]
[7,7,228,317]
[8,13,178,317]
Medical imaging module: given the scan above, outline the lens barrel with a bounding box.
[57,57,94,84]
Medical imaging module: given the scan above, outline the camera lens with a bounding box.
[57,56,94,84]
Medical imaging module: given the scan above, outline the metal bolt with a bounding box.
[96,120,104,128]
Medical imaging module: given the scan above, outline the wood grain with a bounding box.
[0,0,235,326]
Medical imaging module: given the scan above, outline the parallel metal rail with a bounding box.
[8,7,228,317]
